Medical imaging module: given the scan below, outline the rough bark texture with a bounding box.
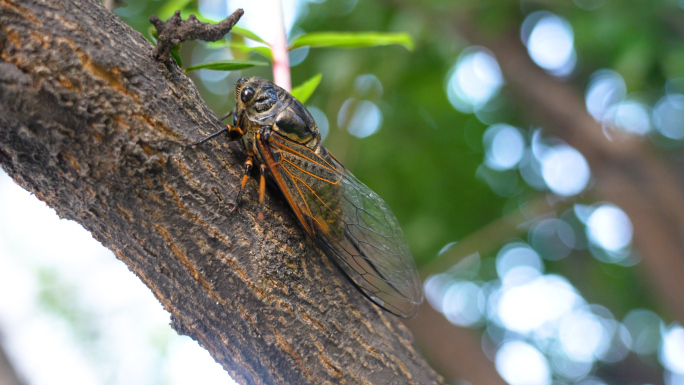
[150,8,244,62]
[0,1,443,384]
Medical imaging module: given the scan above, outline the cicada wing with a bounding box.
[312,169,424,318]
[261,134,423,318]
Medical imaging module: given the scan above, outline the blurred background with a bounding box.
[2,0,684,384]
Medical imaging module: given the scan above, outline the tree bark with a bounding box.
[0,1,442,384]
[404,303,508,385]
[0,337,25,385]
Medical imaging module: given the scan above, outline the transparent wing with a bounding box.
[259,134,423,318]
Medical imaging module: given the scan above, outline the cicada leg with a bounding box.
[229,155,254,214]
[186,112,252,213]
[257,164,267,221]
[186,125,245,147]
[186,110,241,147]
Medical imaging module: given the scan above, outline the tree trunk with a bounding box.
[0,0,443,384]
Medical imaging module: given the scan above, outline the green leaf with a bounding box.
[182,8,219,23]
[171,46,183,67]
[222,42,273,61]
[157,0,194,20]
[290,73,322,104]
[231,26,268,44]
[290,32,414,51]
[184,60,268,73]
[147,26,158,45]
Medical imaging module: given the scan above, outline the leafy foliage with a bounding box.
[184,60,267,73]
[290,73,322,103]
[290,32,414,51]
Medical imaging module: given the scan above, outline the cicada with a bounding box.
[190,77,423,318]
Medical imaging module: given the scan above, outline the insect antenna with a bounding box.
[218,110,234,121]
[186,128,230,147]
[186,111,235,147]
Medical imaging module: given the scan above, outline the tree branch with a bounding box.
[150,8,244,62]
[404,303,508,385]
[0,337,25,385]
[0,0,442,384]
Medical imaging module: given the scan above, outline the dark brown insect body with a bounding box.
[192,77,423,318]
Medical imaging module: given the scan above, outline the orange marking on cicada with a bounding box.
[280,166,341,224]
[276,164,341,240]
[226,125,245,141]
[259,164,267,204]
[258,164,267,221]
[240,157,253,190]
[280,165,316,225]
[229,155,253,214]
[281,158,343,185]
[256,134,313,235]
[270,139,337,173]
[267,139,342,237]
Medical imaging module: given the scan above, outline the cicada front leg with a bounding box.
[186,110,251,213]
[229,155,254,214]
[257,163,267,221]
[227,157,268,219]
[186,124,245,147]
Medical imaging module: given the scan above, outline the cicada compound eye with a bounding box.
[241,87,255,103]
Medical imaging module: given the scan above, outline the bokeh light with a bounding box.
[529,218,576,260]
[604,100,652,135]
[661,325,684,375]
[540,144,590,196]
[495,243,544,278]
[521,12,576,76]
[483,124,525,171]
[495,272,580,334]
[353,74,384,99]
[586,204,633,252]
[519,150,547,190]
[495,340,551,385]
[558,308,612,362]
[653,94,684,140]
[446,46,504,113]
[623,309,662,355]
[337,99,383,138]
[336,74,385,138]
[424,273,453,313]
[442,280,486,327]
[586,70,626,122]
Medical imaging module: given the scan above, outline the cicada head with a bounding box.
[235,77,281,116]
[234,77,321,146]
